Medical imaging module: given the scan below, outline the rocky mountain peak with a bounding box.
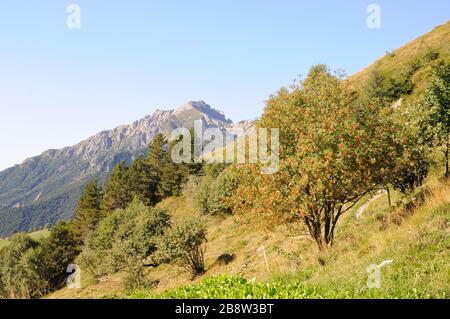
[173,100,232,125]
[0,101,256,236]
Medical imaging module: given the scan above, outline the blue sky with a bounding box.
[0,0,449,170]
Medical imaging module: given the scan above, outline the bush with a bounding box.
[203,163,228,178]
[194,175,214,214]
[391,147,430,194]
[0,234,44,299]
[36,221,80,293]
[154,219,207,278]
[194,169,237,215]
[78,199,171,284]
[207,170,238,215]
[421,48,439,64]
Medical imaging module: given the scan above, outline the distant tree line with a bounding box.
[0,132,208,298]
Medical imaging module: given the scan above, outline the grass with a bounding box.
[49,174,449,299]
[49,23,450,299]
[29,229,51,241]
[122,175,449,299]
[45,176,450,295]
[0,239,7,250]
[0,228,50,250]
[349,20,450,98]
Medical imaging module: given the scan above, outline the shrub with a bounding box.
[0,234,44,299]
[154,219,207,278]
[78,199,171,283]
[421,48,439,64]
[194,168,237,215]
[391,146,431,194]
[36,221,80,293]
[194,175,214,214]
[203,163,228,178]
[207,169,238,215]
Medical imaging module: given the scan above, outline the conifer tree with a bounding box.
[187,127,204,176]
[158,139,189,198]
[128,156,153,205]
[72,180,102,242]
[147,134,167,203]
[100,161,132,214]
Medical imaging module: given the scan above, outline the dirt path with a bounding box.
[356,191,386,219]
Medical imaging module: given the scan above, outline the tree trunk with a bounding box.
[385,185,392,211]
[304,216,324,251]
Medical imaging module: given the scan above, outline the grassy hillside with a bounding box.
[0,228,50,250]
[349,20,450,100]
[48,173,449,299]
[132,177,449,299]
[47,21,450,300]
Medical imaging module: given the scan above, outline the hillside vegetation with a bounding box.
[0,229,50,250]
[2,21,450,300]
[349,21,450,99]
[49,173,449,299]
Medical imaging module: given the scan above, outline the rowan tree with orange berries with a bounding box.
[233,65,401,250]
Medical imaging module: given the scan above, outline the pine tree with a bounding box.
[158,139,189,198]
[128,155,153,205]
[100,161,132,214]
[187,127,204,176]
[147,134,168,203]
[148,133,167,168]
[72,180,102,242]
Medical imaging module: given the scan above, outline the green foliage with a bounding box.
[72,180,103,242]
[98,133,200,213]
[146,134,167,204]
[129,275,331,299]
[154,218,207,278]
[157,128,206,198]
[187,128,204,176]
[78,199,171,285]
[203,163,228,178]
[208,169,238,215]
[195,169,237,215]
[0,224,79,299]
[0,234,43,299]
[158,138,190,198]
[387,105,432,194]
[36,221,80,293]
[101,161,132,214]
[422,61,450,176]
[362,68,412,104]
[128,156,153,206]
[362,49,441,105]
[234,65,401,250]
[128,192,450,299]
[0,192,79,237]
[147,134,167,168]
[193,174,214,215]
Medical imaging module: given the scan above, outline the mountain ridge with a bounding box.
[0,101,255,236]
